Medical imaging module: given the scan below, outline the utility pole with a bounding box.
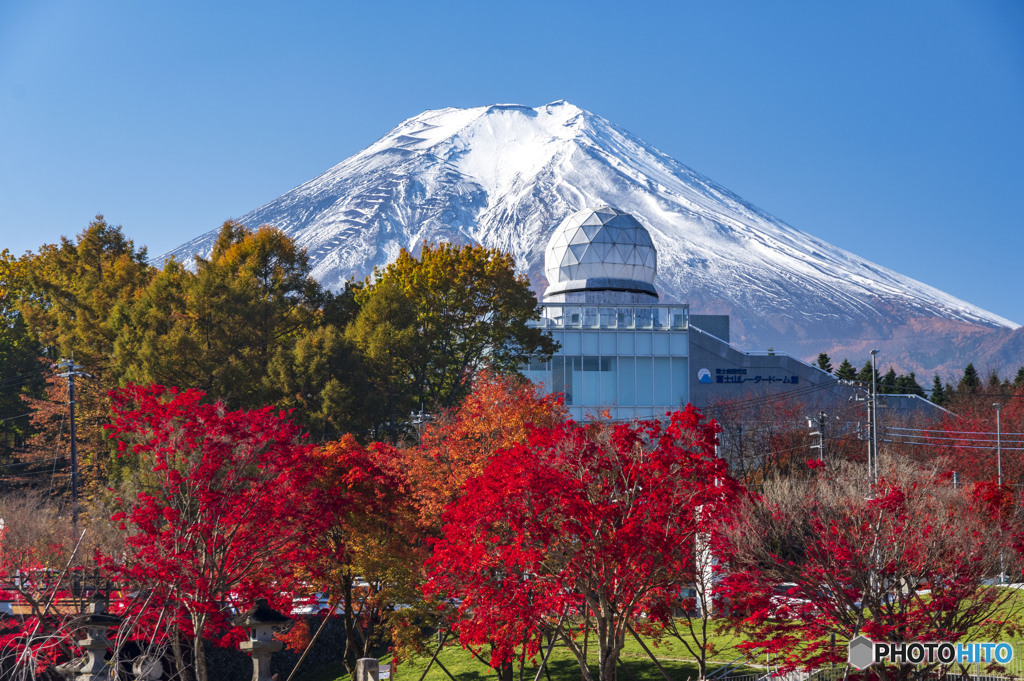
[807,411,827,462]
[839,349,880,487]
[54,358,87,534]
[869,349,879,486]
[995,403,1003,487]
[995,402,1005,583]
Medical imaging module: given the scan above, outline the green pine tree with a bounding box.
[856,360,879,386]
[895,372,925,397]
[931,375,946,405]
[957,363,981,394]
[816,352,833,374]
[880,368,898,394]
[987,369,1002,392]
[1015,367,1024,389]
[835,359,856,380]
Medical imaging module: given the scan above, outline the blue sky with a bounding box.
[2,1,1022,324]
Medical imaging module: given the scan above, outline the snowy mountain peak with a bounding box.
[162,102,1019,374]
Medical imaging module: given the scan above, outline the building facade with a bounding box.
[524,206,940,421]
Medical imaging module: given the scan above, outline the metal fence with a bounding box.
[713,655,1024,681]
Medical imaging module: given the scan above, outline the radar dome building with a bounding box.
[544,206,658,301]
[524,205,943,422]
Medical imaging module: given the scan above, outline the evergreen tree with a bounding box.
[112,221,325,410]
[17,216,153,371]
[957,363,982,394]
[880,368,898,394]
[856,360,879,386]
[1015,367,1024,389]
[895,372,925,397]
[835,359,856,380]
[987,369,1002,393]
[0,311,46,461]
[930,375,946,405]
[12,217,153,496]
[815,352,833,374]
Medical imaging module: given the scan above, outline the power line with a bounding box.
[886,433,1024,446]
[886,438,1024,452]
[888,426,1024,438]
[0,366,49,383]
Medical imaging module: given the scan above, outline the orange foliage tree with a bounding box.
[285,434,424,677]
[402,371,566,526]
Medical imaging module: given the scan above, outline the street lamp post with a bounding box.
[994,402,1006,583]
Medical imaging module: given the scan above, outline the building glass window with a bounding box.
[600,308,616,328]
[618,356,635,406]
[600,357,617,403]
[636,308,653,329]
[617,307,634,328]
[564,331,581,354]
[671,307,687,329]
[653,357,671,406]
[653,333,670,355]
[636,357,653,406]
[672,357,688,406]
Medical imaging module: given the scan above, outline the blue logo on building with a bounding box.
[697,368,712,384]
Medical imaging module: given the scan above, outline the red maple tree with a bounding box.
[719,457,1024,680]
[283,434,424,677]
[404,370,566,527]
[425,407,740,681]
[103,384,309,681]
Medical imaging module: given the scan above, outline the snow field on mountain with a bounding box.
[162,101,1018,334]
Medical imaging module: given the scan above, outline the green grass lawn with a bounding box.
[304,623,760,681]
[300,589,1024,681]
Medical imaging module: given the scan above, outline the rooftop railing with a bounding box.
[531,304,689,331]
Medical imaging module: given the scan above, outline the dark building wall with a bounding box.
[688,325,845,410]
[687,325,951,424]
[690,315,730,343]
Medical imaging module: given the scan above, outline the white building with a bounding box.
[523,206,941,421]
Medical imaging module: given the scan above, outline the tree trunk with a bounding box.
[594,607,624,681]
[343,572,359,677]
[171,627,195,681]
[191,613,209,681]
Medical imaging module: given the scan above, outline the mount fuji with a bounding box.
[163,101,1021,378]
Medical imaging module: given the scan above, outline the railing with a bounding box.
[718,658,1024,681]
[530,304,689,330]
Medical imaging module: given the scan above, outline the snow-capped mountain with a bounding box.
[163,101,1020,377]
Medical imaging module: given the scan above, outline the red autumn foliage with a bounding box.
[283,434,424,677]
[425,406,740,681]
[405,370,566,527]
[101,384,310,681]
[921,387,1024,485]
[719,458,1024,679]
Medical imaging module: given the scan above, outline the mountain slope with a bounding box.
[163,101,1019,377]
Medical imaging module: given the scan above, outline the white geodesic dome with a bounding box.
[543,206,658,297]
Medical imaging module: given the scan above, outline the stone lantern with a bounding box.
[233,598,290,681]
[58,592,123,681]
